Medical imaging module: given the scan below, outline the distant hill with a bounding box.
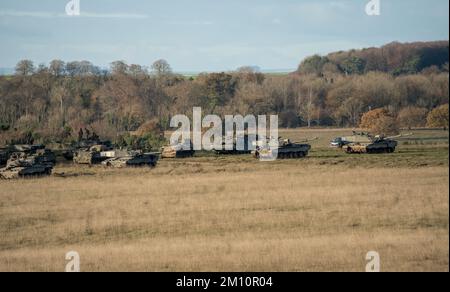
[297,41,449,76]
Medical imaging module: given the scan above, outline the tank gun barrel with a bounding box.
[387,133,413,139]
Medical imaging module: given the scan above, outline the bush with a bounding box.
[360,108,399,135]
[426,104,449,129]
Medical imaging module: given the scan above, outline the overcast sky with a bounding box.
[0,0,448,71]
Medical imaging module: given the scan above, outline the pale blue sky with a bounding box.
[0,0,448,71]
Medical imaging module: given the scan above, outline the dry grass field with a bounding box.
[0,128,448,272]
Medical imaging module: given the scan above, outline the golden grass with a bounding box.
[0,159,448,272]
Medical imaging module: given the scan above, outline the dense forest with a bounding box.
[0,41,449,147]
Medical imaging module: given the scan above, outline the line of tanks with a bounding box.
[69,138,159,167]
[0,131,405,179]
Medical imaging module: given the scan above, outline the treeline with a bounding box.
[298,41,449,76]
[0,41,449,145]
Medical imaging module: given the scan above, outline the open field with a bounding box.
[0,129,448,272]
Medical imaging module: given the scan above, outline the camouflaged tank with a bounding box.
[0,145,56,166]
[63,139,112,161]
[73,144,111,165]
[101,150,159,168]
[342,133,401,154]
[161,140,195,158]
[0,152,53,179]
[252,138,312,159]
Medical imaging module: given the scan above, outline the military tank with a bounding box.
[62,139,112,161]
[0,144,56,166]
[161,139,195,158]
[101,150,159,168]
[73,144,111,165]
[0,152,53,179]
[252,137,312,160]
[342,132,402,154]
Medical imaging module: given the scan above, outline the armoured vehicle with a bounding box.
[342,132,401,154]
[252,137,312,159]
[0,152,53,179]
[0,145,56,166]
[161,140,195,158]
[73,149,101,165]
[63,139,112,161]
[73,144,111,165]
[330,132,376,148]
[101,150,158,168]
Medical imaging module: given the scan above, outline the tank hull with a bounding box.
[253,143,311,159]
[102,153,159,168]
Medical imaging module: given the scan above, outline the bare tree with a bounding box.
[110,61,129,75]
[15,60,35,76]
[151,59,172,77]
[49,60,65,76]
